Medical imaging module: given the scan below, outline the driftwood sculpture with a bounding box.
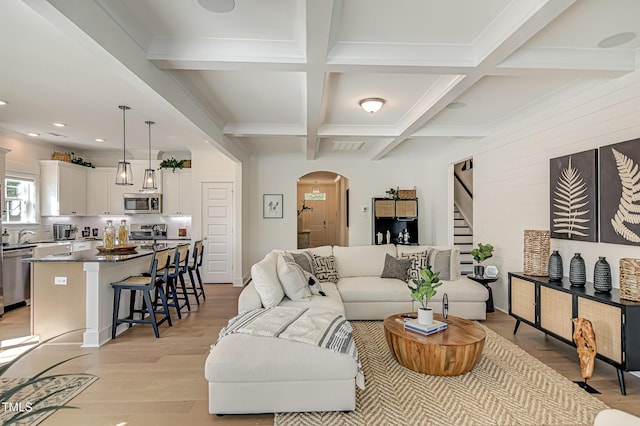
[572,317,597,380]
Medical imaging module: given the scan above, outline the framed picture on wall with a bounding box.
[263,194,283,218]
[549,149,598,242]
[600,137,640,245]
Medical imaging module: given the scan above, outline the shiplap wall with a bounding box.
[427,70,640,312]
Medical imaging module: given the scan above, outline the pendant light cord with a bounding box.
[146,120,154,169]
[119,105,130,162]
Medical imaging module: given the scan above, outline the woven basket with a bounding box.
[51,151,72,162]
[620,258,640,301]
[182,160,192,168]
[523,230,550,276]
[397,189,416,199]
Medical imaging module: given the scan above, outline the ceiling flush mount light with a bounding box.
[359,98,386,113]
[598,32,636,48]
[143,120,157,190]
[198,0,235,13]
[115,105,133,186]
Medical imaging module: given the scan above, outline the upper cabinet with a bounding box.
[40,160,87,216]
[162,169,192,215]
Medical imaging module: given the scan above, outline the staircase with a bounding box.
[454,208,473,276]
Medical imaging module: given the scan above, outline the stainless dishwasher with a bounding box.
[3,247,32,309]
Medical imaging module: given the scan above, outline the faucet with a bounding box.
[18,229,35,243]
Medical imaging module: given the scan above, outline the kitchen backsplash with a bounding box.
[5,215,191,243]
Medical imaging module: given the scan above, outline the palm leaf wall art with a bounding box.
[549,150,598,242]
[600,138,640,245]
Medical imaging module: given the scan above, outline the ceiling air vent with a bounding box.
[46,132,67,138]
[332,141,364,151]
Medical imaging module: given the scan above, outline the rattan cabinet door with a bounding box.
[510,277,536,324]
[578,298,622,364]
[540,286,573,340]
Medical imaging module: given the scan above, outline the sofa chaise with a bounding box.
[205,244,489,414]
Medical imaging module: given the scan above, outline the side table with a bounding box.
[467,275,498,312]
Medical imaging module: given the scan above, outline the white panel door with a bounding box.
[201,182,233,283]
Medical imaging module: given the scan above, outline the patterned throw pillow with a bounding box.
[303,270,326,296]
[428,248,452,281]
[380,253,412,281]
[289,251,314,274]
[277,253,312,301]
[312,255,339,283]
[402,250,430,281]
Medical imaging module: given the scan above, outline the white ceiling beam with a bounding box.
[498,47,636,72]
[369,0,577,160]
[29,0,248,163]
[223,123,306,137]
[304,0,336,160]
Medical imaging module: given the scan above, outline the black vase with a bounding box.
[548,250,563,281]
[474,265,485,277]
[594,256,612,293]
[569,253,586,287]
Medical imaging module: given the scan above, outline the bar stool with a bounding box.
[111,249,172,339]
[165,244,191,318]
[186,240,206,304]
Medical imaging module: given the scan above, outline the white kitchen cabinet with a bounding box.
[40,161,87,216]
[0,149,7,222]
[86,167,126,215]
[162,169,192,215]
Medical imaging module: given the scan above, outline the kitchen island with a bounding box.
[24,248,155,347]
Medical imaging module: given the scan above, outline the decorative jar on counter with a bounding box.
[117,219,129,246]
[103,220,115,249]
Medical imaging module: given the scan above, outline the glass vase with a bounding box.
[593,256,612,293]
[569,253,586,287]
[548,250,563,281]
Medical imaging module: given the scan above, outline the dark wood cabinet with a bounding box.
[372,198,418,245]
[508,272,640,395]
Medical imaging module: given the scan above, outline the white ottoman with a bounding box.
[205,333,358,414]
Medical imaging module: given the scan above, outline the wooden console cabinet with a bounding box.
[508,272,640,395]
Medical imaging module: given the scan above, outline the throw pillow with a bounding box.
[289,251,314,274]
[403,250,430,281]
[276,253,312,301]
[380,253,412,281]
[251,252,284,308]
[312,254,339,283]
[303,270,326,296]
[429,248,452,281]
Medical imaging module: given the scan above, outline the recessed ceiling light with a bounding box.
[598,32,636,48]
[53,122,66,127]
[27,132,39,137]
[95,138,105,142]
[198,0,235,13]
[446,102,466,109]
[0,100,8,106]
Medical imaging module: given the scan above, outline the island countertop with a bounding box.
[23,247,155,263]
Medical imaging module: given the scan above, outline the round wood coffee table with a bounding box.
[383,312,486,376]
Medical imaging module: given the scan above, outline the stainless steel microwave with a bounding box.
[123,193,162,214]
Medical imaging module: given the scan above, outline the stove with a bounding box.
[129,223,167,240]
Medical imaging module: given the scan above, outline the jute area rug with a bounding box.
[275,321,608,426]
[0,375,97,426]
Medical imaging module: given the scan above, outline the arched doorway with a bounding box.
[297,171,349,248]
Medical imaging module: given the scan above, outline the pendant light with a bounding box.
[142,120,157,189]
[115,105,133,185]
[312,181,320,194]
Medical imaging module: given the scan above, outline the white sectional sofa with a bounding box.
[206,244,489,415]
[239,244,489,320]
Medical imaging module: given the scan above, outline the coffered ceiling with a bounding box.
[1,0,639,161]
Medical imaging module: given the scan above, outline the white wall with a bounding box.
[425,69,640,312]
[247,155,444,266]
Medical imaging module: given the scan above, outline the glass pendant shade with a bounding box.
[142,120,157,189]
[116,161,133,185]
[143,168,157,189]
[115,105,133,185]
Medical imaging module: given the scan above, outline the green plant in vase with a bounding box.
[470,242,494,277]
[158,157,184,172]
[407,266,442,324]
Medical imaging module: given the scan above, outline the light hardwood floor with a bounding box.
[1,284,638,425]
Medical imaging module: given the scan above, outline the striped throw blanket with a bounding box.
[218,307,365,389]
